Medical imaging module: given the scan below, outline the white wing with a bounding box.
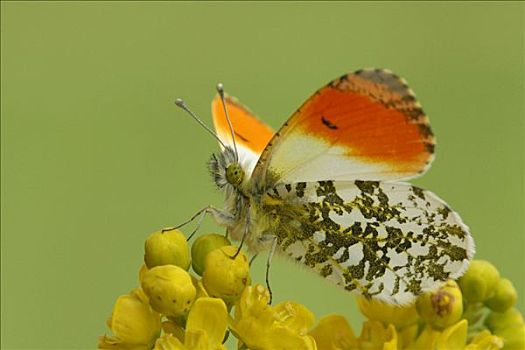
[264,180,474,304]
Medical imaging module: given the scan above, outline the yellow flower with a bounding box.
[309,315,357,350]
[358,321,398,350]
[153,297,229,350]
[98,288,161,350]
[408,319,503,350]
[357,296,418,329]
[465,330,503,350]
[230,284,317,350]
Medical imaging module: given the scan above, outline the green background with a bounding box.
[1,2,524,349]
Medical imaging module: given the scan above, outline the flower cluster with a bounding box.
[98,229,524,350]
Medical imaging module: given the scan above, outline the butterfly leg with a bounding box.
[249,254,258,267]
[165,205,235,240]
[265,236,278,304]
[232,208,250,259]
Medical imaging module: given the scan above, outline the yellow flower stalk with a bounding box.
[98,288,161,350]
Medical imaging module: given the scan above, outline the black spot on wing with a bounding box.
[411,186,426,200]
[234,131,249,142]
[295,182,307,198]
[321,116,338,130]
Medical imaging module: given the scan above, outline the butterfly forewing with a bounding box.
[252,69,435,186]
[263,180,474,304]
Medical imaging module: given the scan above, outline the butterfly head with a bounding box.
[225,163,244,186]
[175,84,246,191]
[208,146,246,191]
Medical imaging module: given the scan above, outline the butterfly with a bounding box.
[176,69,474,305]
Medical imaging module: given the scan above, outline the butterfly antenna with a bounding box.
[216,83,239,161]
[174,98,228,150]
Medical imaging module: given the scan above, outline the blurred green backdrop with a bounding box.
[1,2,523,349]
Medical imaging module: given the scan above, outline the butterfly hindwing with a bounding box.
[212,95,274,176]
[263,180,473,304]
[252,69,435,185]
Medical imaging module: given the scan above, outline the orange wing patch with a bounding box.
[298,75,433,170]
[252,69,435,184]
[212,95,274,155]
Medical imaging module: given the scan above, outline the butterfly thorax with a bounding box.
[207,146,276,251]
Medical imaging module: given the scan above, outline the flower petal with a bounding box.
[465,330,503,350]
[98,335,151,350]
[107,288,161,346]
[407,325,440,350]
[186,297,228,346]
[273,301,315,334]
[437,319,468,350]
[309,315,357,350]
[382,325,398,350]
[234,284,270,322]
[153,333,185,350]
[162,320,185,343]
[357,296,418,329]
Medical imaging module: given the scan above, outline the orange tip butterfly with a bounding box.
[174,69,475,305]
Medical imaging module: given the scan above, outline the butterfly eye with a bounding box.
[226,163,244,186]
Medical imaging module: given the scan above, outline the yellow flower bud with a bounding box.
[484,278,518,313]
[357,297,418,329]
[144,229,191,270]
[191,233,231,276]
[139,264,149,285]
[202,245,250,303]
[416,280,463,330]
[458,260,500,302]
[493,324,525,350]
[141,265,196,318]
[485,307,524,333]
